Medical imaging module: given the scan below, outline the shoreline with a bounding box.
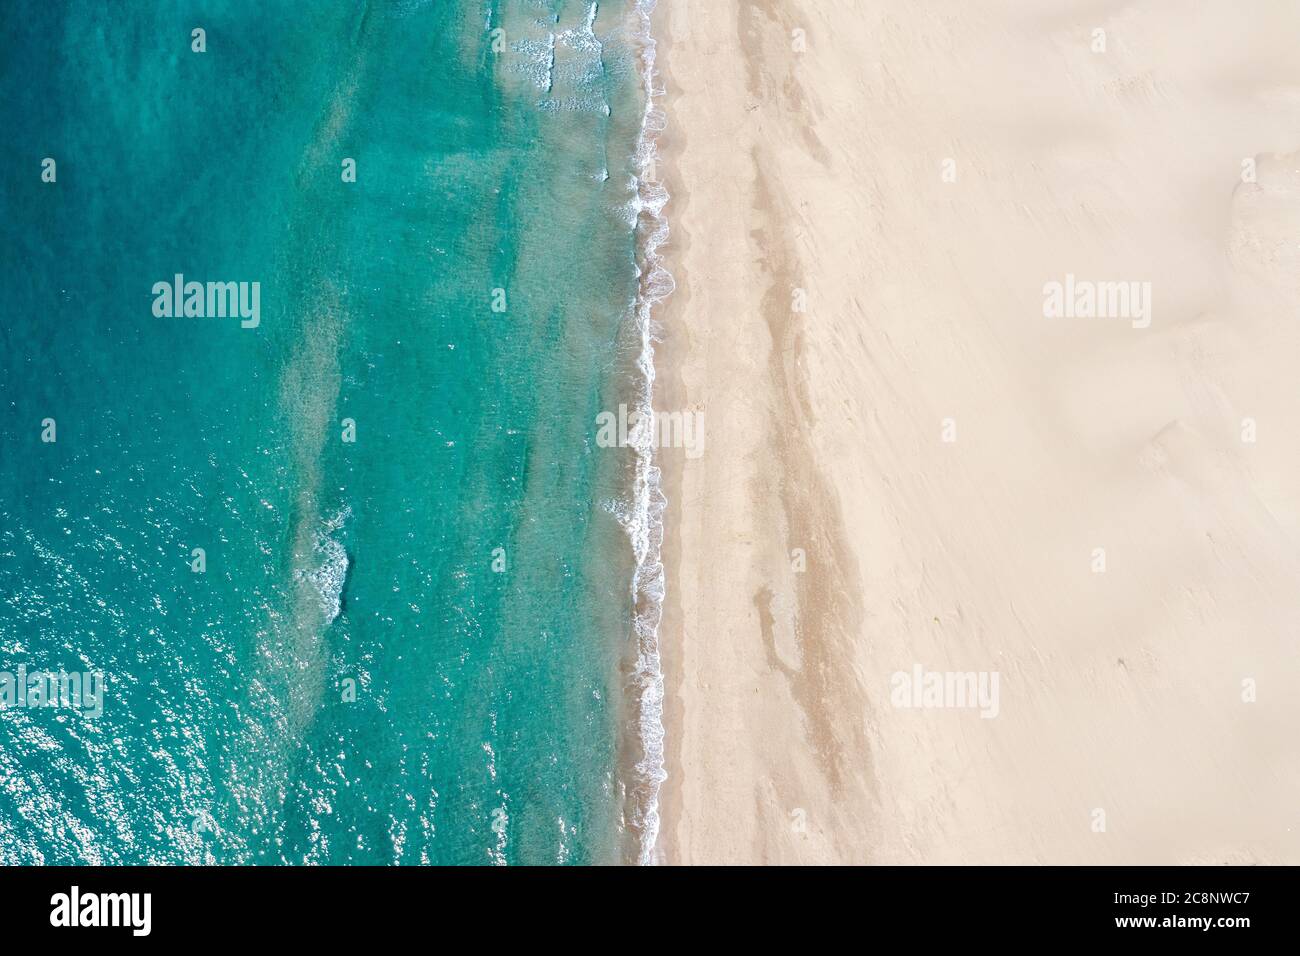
[646,0,685,866]
[624,0,671,866]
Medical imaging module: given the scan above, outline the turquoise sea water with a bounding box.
[0,0,663,864]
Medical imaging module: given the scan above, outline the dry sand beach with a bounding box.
[653,0,1300,864]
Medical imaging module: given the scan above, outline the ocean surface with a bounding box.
[0,0,667,865]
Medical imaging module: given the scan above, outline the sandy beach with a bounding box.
[654,0,1300,864]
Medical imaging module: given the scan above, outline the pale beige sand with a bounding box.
[654,0,1300,864]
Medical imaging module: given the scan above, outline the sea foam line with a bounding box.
[625,0,672,867]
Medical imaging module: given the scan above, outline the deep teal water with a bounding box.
[0,0,650,864]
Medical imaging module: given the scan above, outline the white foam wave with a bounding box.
[620,0,672,867]
[296,506,351,626]
[514,3,611,114]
